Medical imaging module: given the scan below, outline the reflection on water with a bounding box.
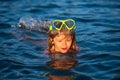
[46,70,75,80]
[45,53,77,80]
[45,53,92,80]
[45,53,93,80]
[48,75,73,80]
[46,53,77,70]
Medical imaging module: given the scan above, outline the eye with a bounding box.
[58,40,62,42]
[67,38,72,41]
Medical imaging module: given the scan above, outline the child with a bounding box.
[45,19,79,70]
[45,19,78,54]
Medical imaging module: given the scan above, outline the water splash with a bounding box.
[16,16,52,33]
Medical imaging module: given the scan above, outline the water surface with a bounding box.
[0,0,120,80]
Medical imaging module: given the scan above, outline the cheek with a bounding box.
[54,42,61,47]
[67,41,72,47]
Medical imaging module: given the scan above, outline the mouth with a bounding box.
[61,48,68,50]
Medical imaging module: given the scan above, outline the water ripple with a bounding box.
[0,0,120,80]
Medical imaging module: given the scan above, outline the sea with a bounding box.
[0,0,120,80]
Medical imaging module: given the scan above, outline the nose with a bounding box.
[62,41,67,47]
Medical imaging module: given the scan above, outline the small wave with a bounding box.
[0,23,11,29]
[16,16,52,33]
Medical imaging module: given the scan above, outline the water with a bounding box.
[0,0,120,80]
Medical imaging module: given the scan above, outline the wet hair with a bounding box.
[46,27,78,54]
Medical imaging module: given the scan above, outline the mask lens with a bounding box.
[54,21,62,29]
[65,20,74,28]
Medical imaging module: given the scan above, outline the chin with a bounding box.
[60,51,68,53]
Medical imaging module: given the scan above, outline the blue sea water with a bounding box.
[0,0,120,80]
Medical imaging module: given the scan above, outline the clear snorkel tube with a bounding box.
[16,16,52,33]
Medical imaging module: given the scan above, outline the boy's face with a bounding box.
[53,33,72,53]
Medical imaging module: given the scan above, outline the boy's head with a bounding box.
[47,19,78,53]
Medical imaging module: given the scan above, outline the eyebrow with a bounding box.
[56,35,72,41]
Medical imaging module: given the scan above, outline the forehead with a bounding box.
[54,33,72,40]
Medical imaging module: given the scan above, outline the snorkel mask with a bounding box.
[49,19,76,31]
